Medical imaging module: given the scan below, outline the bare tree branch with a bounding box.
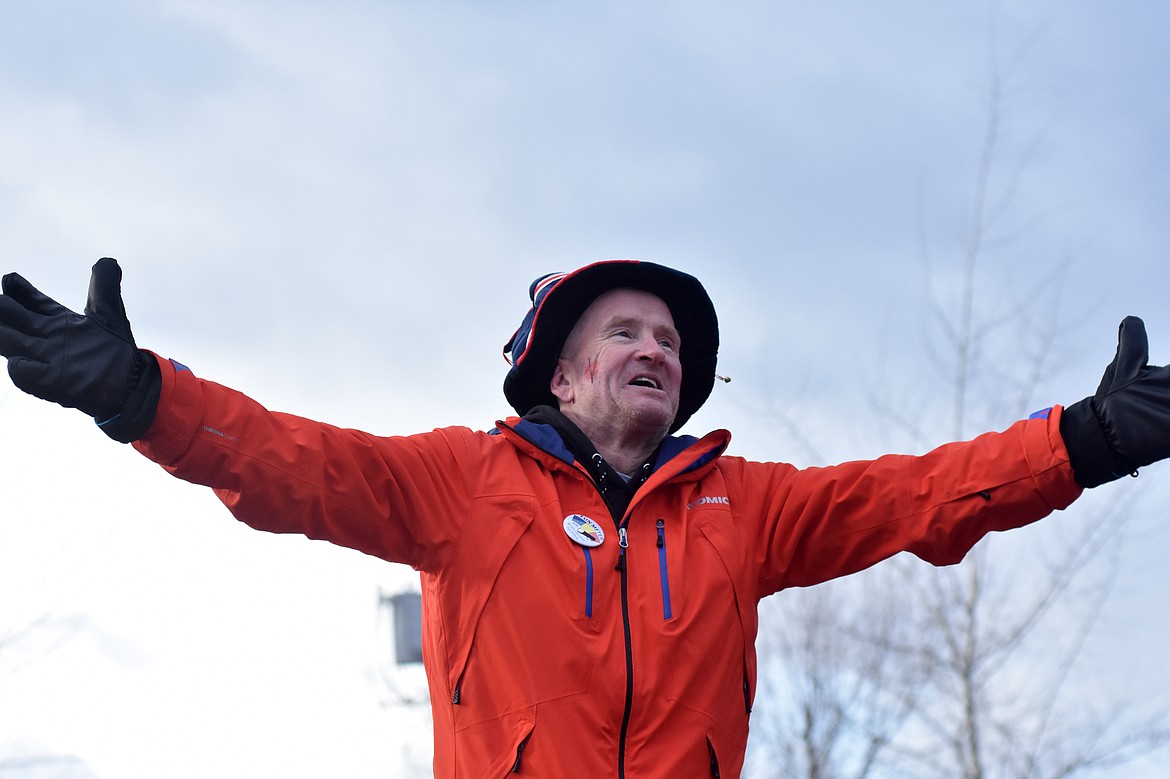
[746,7,1170,778]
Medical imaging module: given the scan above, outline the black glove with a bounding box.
[0,258,160,442]
[1060,316,1170,488]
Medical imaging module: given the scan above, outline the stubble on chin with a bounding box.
[619,394,676,442]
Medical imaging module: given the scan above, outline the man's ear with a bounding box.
[550,360,574,405]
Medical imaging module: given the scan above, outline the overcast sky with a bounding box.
[2,2,1169,777]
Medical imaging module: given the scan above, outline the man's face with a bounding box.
[550,288,683,440]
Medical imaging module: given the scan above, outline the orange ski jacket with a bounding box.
[133,355,1083,778]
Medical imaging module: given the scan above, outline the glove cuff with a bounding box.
[96,351,161,443]
[1059,397,1135,488]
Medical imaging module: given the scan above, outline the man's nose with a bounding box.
[635,335,667,363]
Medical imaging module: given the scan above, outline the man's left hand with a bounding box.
[1061,316,1170,487]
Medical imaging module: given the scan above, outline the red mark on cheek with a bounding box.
[584,356,600,383]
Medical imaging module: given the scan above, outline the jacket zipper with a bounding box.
[506,428,640,779]
[616,525,633,779]
[656,518,672,620]
[511,732,531,773]
[581,546,594,618]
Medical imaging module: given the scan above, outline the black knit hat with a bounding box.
[502,259,719,432]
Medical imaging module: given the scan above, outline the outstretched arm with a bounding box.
[0,258,159,442]
[0,259,478,568]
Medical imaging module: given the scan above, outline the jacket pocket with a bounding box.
[707,735,721,778]
[580,545,595,618]
[454,714,535,778]
[656,518,673,620]
[510,724,534,774]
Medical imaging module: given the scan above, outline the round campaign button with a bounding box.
[563,514,605,548]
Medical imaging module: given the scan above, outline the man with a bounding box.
[1,258,1168,778]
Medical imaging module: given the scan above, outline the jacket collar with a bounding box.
[496,405,730,482]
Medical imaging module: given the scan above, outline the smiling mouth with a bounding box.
[629,377,661,390]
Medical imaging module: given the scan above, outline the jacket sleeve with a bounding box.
[132,354,475,570]
[734,408,1084,596]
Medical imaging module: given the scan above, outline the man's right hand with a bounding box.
[0,258,158,441]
